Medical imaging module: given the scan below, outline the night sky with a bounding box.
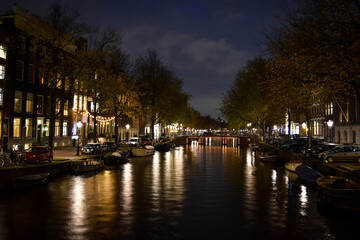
[0,0,295,118]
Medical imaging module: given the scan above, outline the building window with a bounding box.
[0,44,6,59]
[39,76,45,85]
[16,60,24,81]
[353,131,356,143]
[0,88,3,105]
[26,93,34,113]
[64,100,69,116]
[55,120,60,137]
[344,131,348,143]
[14,91,22,113]
[37,95,44,114]
[19,36,26,53]
[13,118,21,138]
[28,64,35,83]
[25,118,32,138]
[325,102,333,116]
[0,65,5,80]
[55,98,61,114]
[46,119,49,137]
[57,74,62,89]
[63,121,67,136]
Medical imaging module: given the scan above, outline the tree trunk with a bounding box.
[151,115,156,139]
[114,103,118,147]
[48,87,56,149]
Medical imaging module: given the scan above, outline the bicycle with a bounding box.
[0,151,27,167]
[0,152,13,167]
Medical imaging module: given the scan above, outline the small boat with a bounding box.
[104,151,130,165]
[154,142,171,152]
[317,176,360,212]
[258,149,279,162]
[131,145,155,157]
[71,159,104,173]
[295,164,324,187]
[285,162,302,172]
[12,172,50,189]
[249,143,260,151]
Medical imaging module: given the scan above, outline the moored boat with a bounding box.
[154,142,171,152]
[317,176,360,212]
[12,172,50,189]
[131,145,155,157]
[104,151,130,165]
[285,162,302,172]
[258,149,279,162]
[295,164,323,187]
[71,159,104,173]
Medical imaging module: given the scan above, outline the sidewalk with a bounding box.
[53,148,87,160]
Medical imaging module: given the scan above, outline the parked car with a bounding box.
[25,146,53,163]
[322,144,360,163]
[81,143,102,155]
[128,137,140,145]
[140,136,153,145]
[101,141,116,152]
[302,142,338,158]
[281,137,322,153]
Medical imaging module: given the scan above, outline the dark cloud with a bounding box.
[0,0,294,118]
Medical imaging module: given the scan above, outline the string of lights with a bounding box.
[73,108,115,122]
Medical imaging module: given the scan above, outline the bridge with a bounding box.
[185,136,257,147]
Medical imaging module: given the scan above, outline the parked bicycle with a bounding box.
[0,151,27,167]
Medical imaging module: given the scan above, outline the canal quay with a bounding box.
[0,142,359,240]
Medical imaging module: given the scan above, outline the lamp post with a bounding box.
[327,120,334,142]
[125,124,130,142]
[76,121,83,156]
[302,122,307,137]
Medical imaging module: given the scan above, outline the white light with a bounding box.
[302,122,306,129]
[76,121,83,128]
[327,120,333,128]
[247,123,252,127]
[126,124,130,130]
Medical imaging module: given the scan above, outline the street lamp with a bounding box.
[327,120,334,142]
[125,124,130,142]
[76,121,83,156]
[302,122,307,137]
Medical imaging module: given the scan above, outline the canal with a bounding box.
[0,145,358,240]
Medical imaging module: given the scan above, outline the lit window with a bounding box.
[46,119,49,137]
[63,121,67,136]
[55,98,61,114]
[64,100,68,116]
[16,60,24,81]
[57,74,62,88]
[37,95,43,114]
[0,88,3,105]
[0,65,5,79]
[25,118,32,138]
[0,44,6,59]
[55,120,60,137]
[28,64,35,83]
[14,91,22,113]
[13,118,21,138]
[26,93,33,113]
[73,95,78,110]
[39,76,45,85]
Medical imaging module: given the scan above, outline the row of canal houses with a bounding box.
[0,4,147,152]
[277,90,358,145]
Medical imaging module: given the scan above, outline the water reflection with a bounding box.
[0,145,357,239]
[68,177,87,239]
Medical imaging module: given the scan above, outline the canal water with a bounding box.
[0,144,358,240]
